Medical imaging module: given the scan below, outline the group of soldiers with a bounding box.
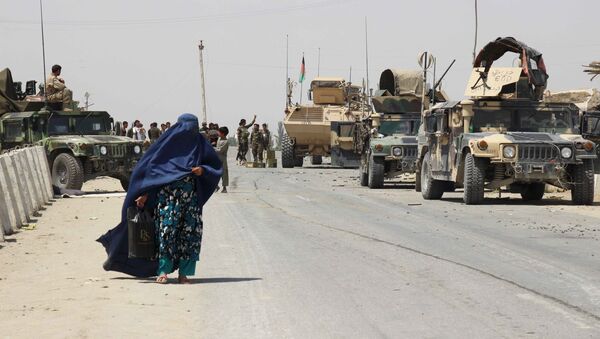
[236,115,271,165]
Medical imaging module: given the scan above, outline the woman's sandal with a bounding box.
[178,275,191,284]
[156,274,168,284]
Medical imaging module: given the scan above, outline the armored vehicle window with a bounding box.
[583,115,600,135]
[4,121,23,139]
[379,120,419,136]
[74,116,106,134]
[472,109,512,132]
[516,109,573,133]
[48,116,71,135]
[339,124,354,137]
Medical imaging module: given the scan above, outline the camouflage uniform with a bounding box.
[251,128,264,162]
[236,125,251,162]
[45,74,72,104]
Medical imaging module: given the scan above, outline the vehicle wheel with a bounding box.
[520,183,545,201]
[463,153,486,204]
[51,153,84,190]
[311,155,322,165]
[294,156,304,167]
[368,155,384,188]
[281,134,294,168]
[571,159,594,205]
[120,178,130,192]
[359,155,369,187]
[421,152,444,199]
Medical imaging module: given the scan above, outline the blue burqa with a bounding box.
[97,113,223,277]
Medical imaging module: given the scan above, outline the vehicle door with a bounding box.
[427,109,451,174]
[581,111,600,173]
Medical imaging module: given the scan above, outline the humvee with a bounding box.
[282,77,370,168]
[356,70,423,188]
[0,68,143,191]
[417,37,596,205]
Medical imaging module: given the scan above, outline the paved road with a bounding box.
[2,149,600,338]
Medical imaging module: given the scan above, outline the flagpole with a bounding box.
[299,52,304,104]
[317,47,321,77]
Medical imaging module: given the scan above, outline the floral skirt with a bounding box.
[154,175,203,262]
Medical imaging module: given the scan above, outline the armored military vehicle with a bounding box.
[417,37,596,205]
[356,70,423,188]
[282,77,370,168]
[0,68,143,191]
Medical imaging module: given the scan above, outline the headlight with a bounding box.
[561,147,572,159]
[99,146,108,155]
[503,145,516,158]
[392,147,402,156]
[133,145,142,154]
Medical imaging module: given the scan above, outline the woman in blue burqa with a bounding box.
[97,113,222,283]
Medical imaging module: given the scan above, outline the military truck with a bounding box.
[417,37,596,205]
[282,77,370,168]
[0,68,143,191]
[356,70,423,188]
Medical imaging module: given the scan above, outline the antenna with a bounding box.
[364,17,370,100]
[198,41,207,123]
[317,47,321,77]
[39,0,48,106]
[286,34,289,107]
[472,0,479,63]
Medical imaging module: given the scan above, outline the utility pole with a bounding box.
[39,0,47,105]
[317,47,321,77]
[198,41,207,123]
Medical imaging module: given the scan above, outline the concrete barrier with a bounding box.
[595,175,600,201]
[0,147,53,236]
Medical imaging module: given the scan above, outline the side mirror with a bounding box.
[21,120,29,132]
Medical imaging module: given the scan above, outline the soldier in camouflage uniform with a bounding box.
[236,114,256,165]
[45,64,73,105]
[250,123,264,163]
[261,123,271,151]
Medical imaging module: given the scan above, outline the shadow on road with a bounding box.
[440,197,600,206]
[111,276,262,284]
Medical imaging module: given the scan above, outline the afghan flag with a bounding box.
[299,56,305,83]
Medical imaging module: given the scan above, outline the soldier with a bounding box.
[148,122,161,143]
[201,122,209,133]
[236,114,256,165]
[250,123,264,163]
[120,121,129,136]
[208,123,220,146]
[261,123,271,151]
[214,126,229,193]
[46,64,73,106]
[127,120,139,138]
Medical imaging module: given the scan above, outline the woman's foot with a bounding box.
[178,275,191,284]
[156,274,168,284]
[221,187,227,193]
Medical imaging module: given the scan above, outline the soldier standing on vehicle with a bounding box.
[120,121,129,136]
[236,114,256,165]
[251,124,264,163]
[261,123,271,151]
[148,122,161,143]
[45,64,73,105]
[127,120,138,138]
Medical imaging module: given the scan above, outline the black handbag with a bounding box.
[127,207,156,259]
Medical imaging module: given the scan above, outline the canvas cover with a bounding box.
[0,68,30,115]
[544,88,600,111]
[379,69,423,96]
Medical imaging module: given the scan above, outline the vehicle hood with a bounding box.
[464,132,587,144]
[46,135,141,144]
[371,134,417,146]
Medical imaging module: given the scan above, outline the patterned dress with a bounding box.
[154,175,203,274]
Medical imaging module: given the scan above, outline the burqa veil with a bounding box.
[97,113,222,277]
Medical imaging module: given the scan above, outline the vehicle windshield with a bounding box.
[378,119,419,136]
[74,116,107,134]
[472,108,575,133]
[47,116,71,135]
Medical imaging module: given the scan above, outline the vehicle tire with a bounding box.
[520,183,545,201]
[368,155,384,188]
[421,152,444,199]
[120,178,130,192]
[311,155,322,165]
[359,155,369,187]
[463,152,486,204]
[294,156,304,167]
[571,159,594,205]
[51,153,84,190]
[281,134,294,168]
